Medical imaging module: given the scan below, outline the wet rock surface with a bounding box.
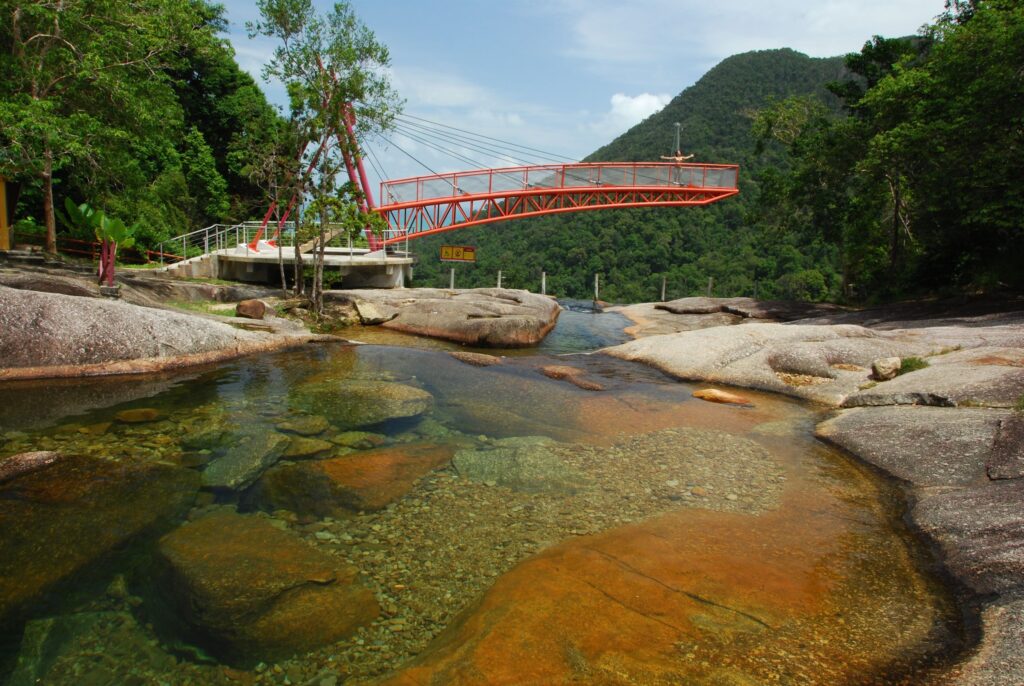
[201,429,290,491]
[7,611,176,686]
[247,443,455,516]
[326,288,561,347]
[156,510,379,664]
[655,296,845,321]
[453,437,588,493]
[0,453,198,623]
[292,379,433,430]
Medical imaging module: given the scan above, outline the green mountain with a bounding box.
[409,48,847,302]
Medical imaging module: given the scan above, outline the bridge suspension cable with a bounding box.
[395,113,578,164]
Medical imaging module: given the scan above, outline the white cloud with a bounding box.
[546,0,945,87]
[587,92,672,139]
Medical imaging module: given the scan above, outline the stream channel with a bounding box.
[0,303,968,685]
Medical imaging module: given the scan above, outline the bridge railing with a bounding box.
[379,162,739,207]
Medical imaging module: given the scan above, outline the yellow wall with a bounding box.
[0,176,8,251]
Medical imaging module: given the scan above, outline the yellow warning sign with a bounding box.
[440,245,476,262]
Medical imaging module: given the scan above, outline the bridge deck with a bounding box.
[376,162,739,245]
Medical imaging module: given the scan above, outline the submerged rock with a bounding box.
[453,437,588,494]
[246,443,454,516]
[275,414,331,436]
[293,379,433,430]
[8,611,176,686]
[282,436,334,459]
[114,407,163,423]
[201,430,290,491]
[0,451,60,484]
[0,454,198,623]
[156,511,378,663]
[449,351,505,367]
[382,494,949,685]
[539,365,605,391]
[693,388,751,405]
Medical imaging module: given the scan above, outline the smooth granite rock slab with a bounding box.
[937,598,1024,686]
[912,480,1024,596]
[844,347,1024,408]
[816,407,1010,487]
[988,414,1024,480]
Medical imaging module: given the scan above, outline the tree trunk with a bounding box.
[313,206,327,317]
[42,148,56,253]
[889,176,903,274]
[292,204,303,297]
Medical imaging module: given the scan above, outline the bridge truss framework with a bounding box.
[375,162,739,246]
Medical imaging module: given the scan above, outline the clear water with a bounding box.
[0,309,966,685]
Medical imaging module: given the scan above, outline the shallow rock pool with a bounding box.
[0,308,966,684]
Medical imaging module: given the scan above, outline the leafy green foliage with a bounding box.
[1,0,285,253]
[752,2,1024,297]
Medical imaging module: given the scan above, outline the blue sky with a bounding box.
[220,0,948,192]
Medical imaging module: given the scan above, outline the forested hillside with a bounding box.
[411,49,848,302]
[413,1,1023,302]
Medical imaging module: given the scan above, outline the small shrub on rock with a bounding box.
[898,357,929,375]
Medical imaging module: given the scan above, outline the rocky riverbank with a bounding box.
[0,263,563,380]
[606,295,1024,685]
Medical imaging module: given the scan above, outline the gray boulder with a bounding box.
[0,284,317,380]
[327,288,561,347]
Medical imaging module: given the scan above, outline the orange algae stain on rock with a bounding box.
[693,388,751,405]
[316,443,455,511]
[157,510,378,664]
[381,487,948,685]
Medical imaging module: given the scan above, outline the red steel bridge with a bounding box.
[373,161,739,247]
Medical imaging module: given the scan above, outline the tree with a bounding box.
[0,0,206,252]
[249,0,401,308]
